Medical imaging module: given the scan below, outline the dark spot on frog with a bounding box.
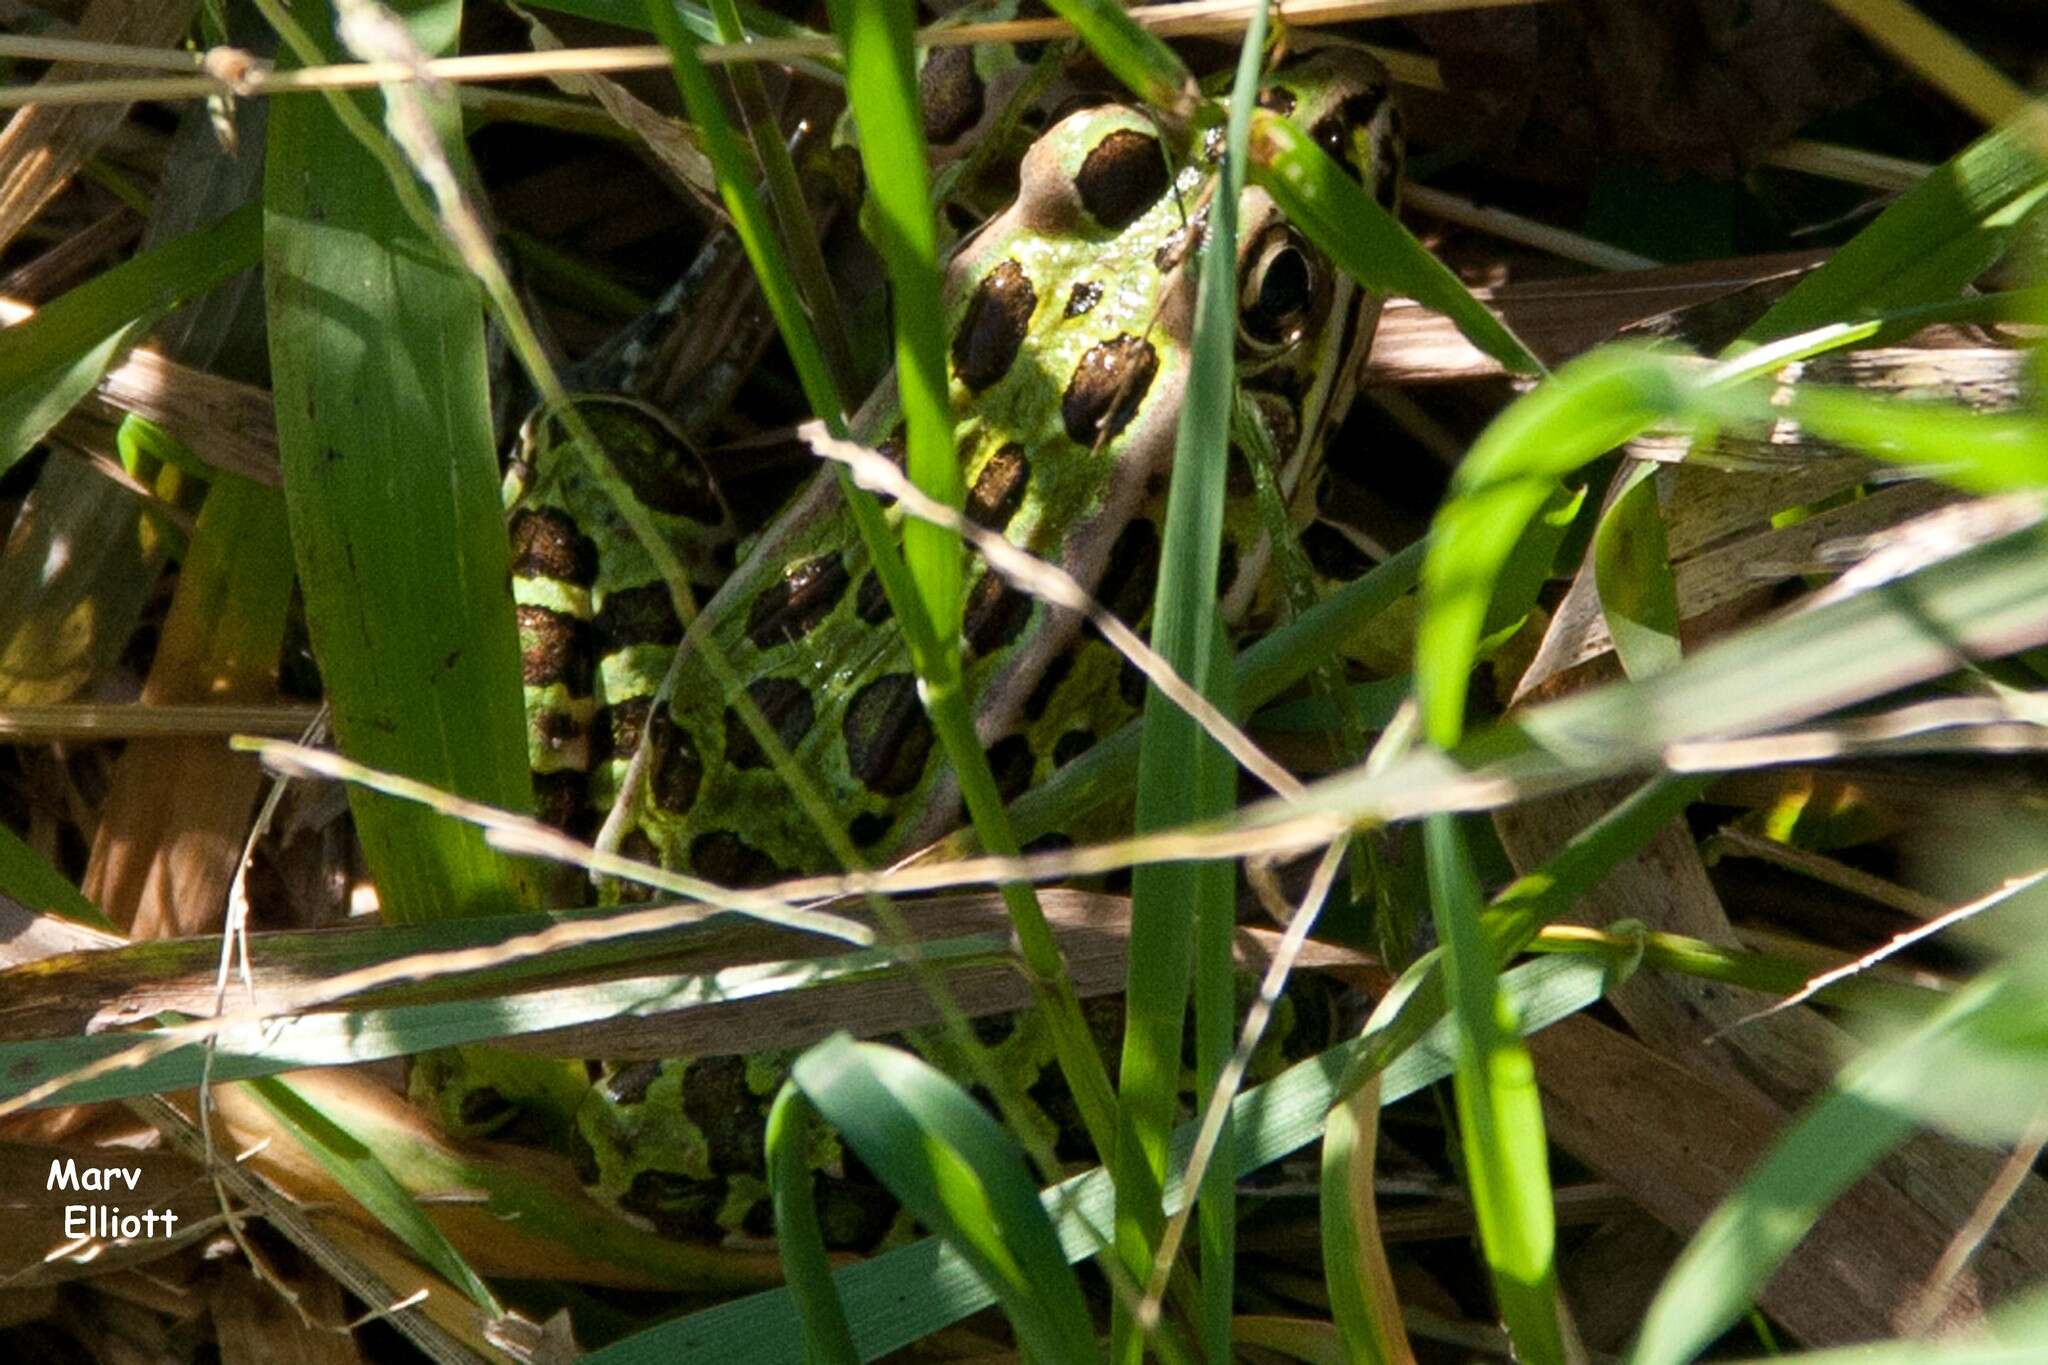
[966,443,1031,532]
[9,1056,38,1081]
[682,1056,769,1172]
[919,43,984,146]
[517,605,593,693]
[596,582,683,649]
[650,707,703,815]
[690,830,789,887]
[1022,652,1073,722]
[590,407,726,524]
[1053,729,1095,767]
[531,770,586,831]
[1062,334,1159,447]
[723,676,817,768]
[594,696,652,764]
[987,734,1035,802]
[533,707,583,753]
[620,1169,724,1241]
[963,571,1032,660]
[952,260,1037,393]
[1226,443,1257,497]
[605,1060,666,1107]
[1064,280,1102,318]
[1256,84,1297,117]
[509,507,598,587]
[1088,517,1160,637]
[1118,655,1146,708]
[843,672,936,797]
[854,568,892,625]
[849,810,892,847]
[1074,127,1168,230]
[746,552,851,649]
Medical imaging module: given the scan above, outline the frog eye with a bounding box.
[1238,228,1324,353]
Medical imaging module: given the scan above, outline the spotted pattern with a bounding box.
[689,831,787,888]
[918,44,983,145]
[1062,334,1159,447]
[842,672,935,797]
[963,571,1032,660]
[509,508,596,586]
[518,605,591,692]
[595,583,683,649]
[1074,128,1168,230]
[1064,281,1102,317]
[952,260,1037,393]
[966,443,1031,531]
[745,553,851,649]
[723,677,817,769]
[987,733,1035,802]
[649,707,703,815]
[853,569,892,625]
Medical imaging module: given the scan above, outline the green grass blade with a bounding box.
[265,0,534,924]
[596,953,1613,1363]
[792,1036,1105,1365]
[0,201,259,473]
[1116,14,1268,1356]
[826,0,959,651]
[765,1083,860,1365]
[0,823,111,931]
[1320,1080,1411,1365]
[1744,99,2048,342]
[1592,462,1681,678]
[1425,814,1564,1361]
[239,1071,503,1315]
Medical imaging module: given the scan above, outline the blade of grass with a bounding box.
[600,952,1615,1364]
[1321,1075,1414,1365]
[239,1071,504,1316]
[265,0,536,923]
[1117,12,1269,1358]
[0,200,258,473]
[1425,813,1564,1360]
[1743,98,2048,342]
[765,1083,860,1365]
[792,1036,1105,1365]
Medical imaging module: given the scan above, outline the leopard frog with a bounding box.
[500,47,1399,1247]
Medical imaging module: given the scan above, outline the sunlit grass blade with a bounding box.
[602,953,1615,1363]
[239,1071,503,1316]
[1593,462,1681,678]
[0,824,113,932]
[1250,111,1542,379]
[0,201,258,472]
[1743,96,2048,341]
[1321,1076,1413,1365]
[765,1083,860,1365]
[801,0,1119,1171]
[1629,808,2048,1359]
[265,0,535,924]
[1425,814,1564,1361]
[1117,13,1268,1358]
[791,1035,1105,1365]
